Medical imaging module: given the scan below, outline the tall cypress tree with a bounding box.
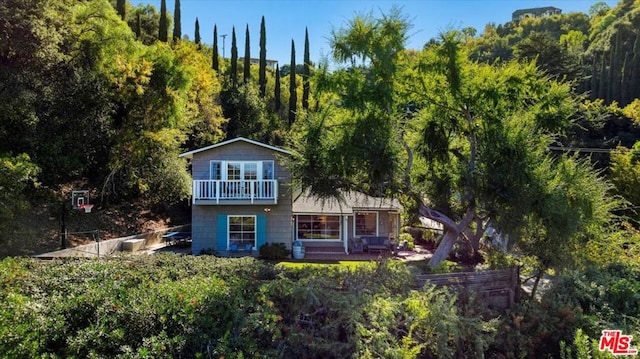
[116,0,126,20]
[212,25,219,72]
[244,25,251,83]
[259,16,267,97]
[302,27,310,111]
[631,32,640,101]
[135,12,142,39]
[231,27,238,87]
[288,40,297,126]
[275,64,281,111]
[194,18,201,45]
[173,0,182,42]
[158,0,168,42]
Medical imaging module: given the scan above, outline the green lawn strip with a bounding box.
[275,259,379,270]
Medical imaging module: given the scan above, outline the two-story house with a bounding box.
[179,137,401,256]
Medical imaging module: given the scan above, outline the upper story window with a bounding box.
[210,161,274,180]
[211,162,222,180]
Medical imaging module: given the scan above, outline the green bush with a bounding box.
[2,254,635,358]
[398,232,415,250]
[259,242,290,260]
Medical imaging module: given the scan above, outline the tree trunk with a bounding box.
[428,230,457,265]
[423,205,476,267]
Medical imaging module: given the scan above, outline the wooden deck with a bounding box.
[300,245,430,261]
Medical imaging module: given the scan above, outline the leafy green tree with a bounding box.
[194,17,200,45]
[244,24,250,83]
[610,142,640,220]
[292,9,617,271]
[0,154,40,233]
[0,0,120,184]
[172,0,181,42]
[158,0,168,42]
[288,39,297,126]
[104,41,193,203]
[212,24,219,72]
[259,16,267,97]
[128,4,161,45]
[468,24,513,64]
[173,41,226,149]
[221,83,269,141]
[514,31,578,81]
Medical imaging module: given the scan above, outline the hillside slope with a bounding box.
[0,199,190,258]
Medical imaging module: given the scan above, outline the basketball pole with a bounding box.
[60,201,68,249]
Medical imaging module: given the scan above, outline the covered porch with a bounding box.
[291,191,402,255]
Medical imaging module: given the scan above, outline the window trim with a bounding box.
[354,211,378,237]
[227,215,257,249]
[210,160,274,180]
[295,214,342,242]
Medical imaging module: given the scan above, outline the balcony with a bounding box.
[192,180,278,205]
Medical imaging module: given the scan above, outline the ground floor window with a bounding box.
[228,215,255,249]
[355,212,377,236]
[297,215,341,240]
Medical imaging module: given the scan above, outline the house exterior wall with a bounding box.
[189,141,292,255]
[293,210,400,248]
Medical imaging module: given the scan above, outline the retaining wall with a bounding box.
[34,225,191,259]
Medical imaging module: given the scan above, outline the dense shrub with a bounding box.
[1,255,637,358]
[488,263,640,358]
[259,242,290,260]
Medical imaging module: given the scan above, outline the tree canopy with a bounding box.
[292,9,619,270]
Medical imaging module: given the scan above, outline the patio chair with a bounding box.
[350,238,364,254]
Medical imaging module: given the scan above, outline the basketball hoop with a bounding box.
[79,204,94,213]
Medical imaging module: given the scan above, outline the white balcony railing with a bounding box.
[192,180,278,204]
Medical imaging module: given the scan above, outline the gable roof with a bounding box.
[179,137,292,159]
[293,190,402,214]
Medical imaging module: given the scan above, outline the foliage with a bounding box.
[398,232,415,250]
[582,223,640,271]
[127,4,162,45]
[194,17,200,44]
[354,286,498,358]
[2,254,638,358]
[541,264,640,343]
[609,142,640,225]
[0,154,40,230]
[172,0,181,42]
[623,98,640,125]
[560,328,615,359]
[220,82,272,142]
[288,40,297,126]
[0,255,430,358]
[158,0,168,42]
[259,242,289,260]
[259,16,267,97]
[295,8,618,273]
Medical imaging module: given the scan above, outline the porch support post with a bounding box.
[343,215,349,254]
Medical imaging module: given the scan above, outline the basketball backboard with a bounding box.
[71,190,90,209]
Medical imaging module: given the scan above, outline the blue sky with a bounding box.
[131,0,617,66]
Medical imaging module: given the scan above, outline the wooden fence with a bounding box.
[415,267,520,309]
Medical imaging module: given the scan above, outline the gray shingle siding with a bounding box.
[189,141,292,255]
